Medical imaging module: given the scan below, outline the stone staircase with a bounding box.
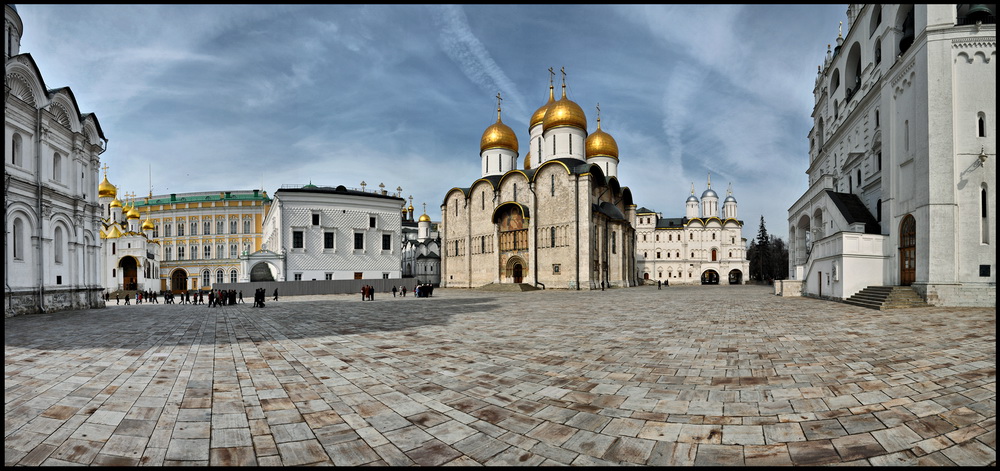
[844,286,929,310]
[476,283,541,292]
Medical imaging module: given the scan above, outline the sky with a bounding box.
[15,4,849,241]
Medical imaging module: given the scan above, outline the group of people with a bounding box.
[107,289,160,305]
[207,289,244,307]
[361,285,377,301]
[386,283,435,298]
[252,287,274,308]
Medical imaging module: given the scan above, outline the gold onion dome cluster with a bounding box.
[586,118,619,160]
[480,112,518,153]
[542,86,587,132]
[98,175,117,198]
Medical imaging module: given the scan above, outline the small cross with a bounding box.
[548,67,554,86]
[102,163,110,175]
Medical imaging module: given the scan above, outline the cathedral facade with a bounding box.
[97,174,160,293]
[5,4,107,315]
[786,4,995,306]
[442,74,637,289]
[401,204,441,286]
[635,179,749,285]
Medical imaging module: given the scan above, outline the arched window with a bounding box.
[191,245,199,260]
[217,244,224,259]
[979,113,988,137]
[12,217,24,260]
[54,226,64,264]
[230,220,237,234]
[550,226,556,248]
[711,248,717,261]
[190,222,198,235]
[11,134,23,166]
[877,199,882,222]
[244,220,251,234]
[230,244,237,258]
[178,223,185,236]
[52,153,63,182]
[204,245,211,259]
[983,185,990,244]
[216,269,224,284]
[202,270,211,287]
[831,69,841,93]
[165,247,172,261]
[217,220,224,234]
[178,246,185,260]
[230,270,238,283]
[204,221,211,235]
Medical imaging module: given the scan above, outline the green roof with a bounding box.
[136,191,271,207]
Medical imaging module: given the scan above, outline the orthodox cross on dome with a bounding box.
[838,21,843,38]
[548,67,555,87]
[408,195,414,207]
[422,202,427,214]
[495,92,503,120]
[560,67,567,92]
[102,163,110,176]
[690,183,695,195]
[707,172,712,189]
[596,103,601,127]
[727,182,733,196]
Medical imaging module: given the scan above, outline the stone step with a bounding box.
[845,286,928,310]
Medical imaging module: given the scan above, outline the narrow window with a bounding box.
[568,134,572,154]
[370,216,376,228]
[53,227,64,264]
[611,232,616,254]
[481,192,485,210]
[979,114,987,137]
[244,220,251,233]
[52,153,62,182]
[354,232,364,250]
[216,270,224,284]
[513,183,517,202]
[177,223,185,236]
[983,185,990,244]
[204,221,211,234]
[11,134,22,166]
[551,175,555,196]
[204,245,211,259]
[293,230,304,248]
[324,232,334,249]
[313,213,320,225]
[230,220,237,234]
[190,222,198,235]
[553,136,556,154]
[178,246,185,260]
[231,270,238,283]
[551,226,556,248]
[230,244,237,258]
[13,218,23,259]
[382,234,392,250]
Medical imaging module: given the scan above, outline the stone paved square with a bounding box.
[5,285,995,466]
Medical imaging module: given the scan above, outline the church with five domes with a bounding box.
[442,70,637,289]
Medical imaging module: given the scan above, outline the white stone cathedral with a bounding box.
[442,70,637,289]
[786,4,995,306]
[5,4,107,315]
[97,173,161,293]
[635,177,749,285]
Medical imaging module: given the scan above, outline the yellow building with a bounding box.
[134,190,271,292]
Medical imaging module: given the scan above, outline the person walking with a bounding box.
[273,289,278,302]
[116,293,120,305]
[124,293,131,305]
[239,291,244,304]
[392,285,397,298]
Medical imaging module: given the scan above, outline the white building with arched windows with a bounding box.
[786,4,995,306]
[5,4,108,316]
[635,178,749,285]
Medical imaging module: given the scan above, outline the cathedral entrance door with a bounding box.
[700,270,719,285]
[171,269,188,293]
[119,257,138,291]
[899,214,916,286]
[513,264,523,283]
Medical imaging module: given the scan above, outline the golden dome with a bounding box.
[110,197,123,208]
[585,117,619,160]
[126,205,140,219]
[142,218,155,231]
[480,105,518,153]
[418,214,431,222]
[98,175,117,198]
[524,151,531,170]
[408,204,414,211]
[105,225,122,239]
[542,85,587,132]
[530,84,556,129]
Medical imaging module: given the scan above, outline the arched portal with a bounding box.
[701,269,720,285]
[504,256,526,284]
[119,256,138,290]
[728,269,743,285]
[899,214,916,286]
[170,269,188,292]
[250,262,276,282]
[643,272,650,280]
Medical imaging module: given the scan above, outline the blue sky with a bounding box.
[17,4,848,241]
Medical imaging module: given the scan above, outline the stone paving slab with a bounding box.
[5,285,996,466]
